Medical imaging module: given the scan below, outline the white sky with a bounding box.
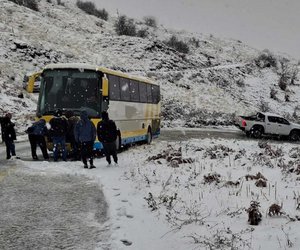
[94,0,300,60]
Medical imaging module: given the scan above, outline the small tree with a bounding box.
[255,49,277,68]
[143,16,157,28]
[114,15,137,36]
[165,35,189,54]
[8,0,39,11]
[76,0,108,20]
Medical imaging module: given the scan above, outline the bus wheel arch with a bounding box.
[147,126,152,144]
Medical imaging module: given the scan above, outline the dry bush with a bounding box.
[255,179,267,187]
[203,173,221,184]
[147,145,194,167]
[143,16,157,28]
[8,0,39,11]
[76,0,108,20]
[114,15,137,36]
[224,181,240,187]
[254,49,277,68]
[203,144,234,159]
[246,201,262,225]
[164,35,189,54]
[268,203,283,216]
[245,172,267,181]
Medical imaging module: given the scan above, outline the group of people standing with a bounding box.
[1,110,118,168]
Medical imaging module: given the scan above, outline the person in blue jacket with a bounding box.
[27,118,49,160]
[74,110,96,169]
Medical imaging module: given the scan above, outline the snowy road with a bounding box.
[159,127,245,141]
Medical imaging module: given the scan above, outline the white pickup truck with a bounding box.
[235,112,300,141]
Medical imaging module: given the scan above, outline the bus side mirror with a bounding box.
[102,77,108,97]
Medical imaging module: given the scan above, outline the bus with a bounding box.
[27,63,161,151]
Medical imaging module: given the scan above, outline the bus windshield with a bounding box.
[37,69,102,117]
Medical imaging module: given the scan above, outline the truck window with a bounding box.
[257,113,265,121]
[277,117,290,125]
[268,116,278,123]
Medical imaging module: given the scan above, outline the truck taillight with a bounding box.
[242,120,247,127]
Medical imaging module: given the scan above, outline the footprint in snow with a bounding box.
[121,239,132,246]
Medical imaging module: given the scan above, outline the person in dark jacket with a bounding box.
[74,110,96,169]
[66,110,80,161]
[97,111,118,166]
[1,113,17,159]
[27,118,49,160]
[49,109,68,161]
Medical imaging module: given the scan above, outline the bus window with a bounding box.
[108,75,120,100]
[147,84,153,103]
[120,78,130,101]
[130,80,140,102]
[152,85,160,104]
[139,82,147,103]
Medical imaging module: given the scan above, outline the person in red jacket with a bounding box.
[97,111,118,166]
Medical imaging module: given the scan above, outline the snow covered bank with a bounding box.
[15,137,300,249]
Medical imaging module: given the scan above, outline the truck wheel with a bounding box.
[289,131,300,141]
[251,127,263,139]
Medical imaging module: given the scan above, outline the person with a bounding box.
[49,109,68,161]
[97,111,118,166]
[65,110,80,161]
[26,118,49,160]
[1,113,17,159]
[74,110,96,169]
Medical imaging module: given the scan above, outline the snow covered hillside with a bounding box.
[0,0,300,131]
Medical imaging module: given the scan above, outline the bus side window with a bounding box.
[108,75,120,100]
[120,78,130,101]
[146,84,153,103]
[139,82,147,103]
[152,85,160,104]
[130,80,140,102]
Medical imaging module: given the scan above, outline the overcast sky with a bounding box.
[94,0,300,60]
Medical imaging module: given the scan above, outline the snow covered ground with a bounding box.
[2,136,300,250]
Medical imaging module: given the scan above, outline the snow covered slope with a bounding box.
[0,0,299,132]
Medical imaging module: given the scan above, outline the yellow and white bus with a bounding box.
[29,63,161,150]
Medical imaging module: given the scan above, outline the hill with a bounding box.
[0,0,299,132]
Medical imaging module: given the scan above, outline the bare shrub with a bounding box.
[164,35,189,54]
[143,16,157,28]
[268,203,283,216]
[279,75,288,91]
[76,0,108,20]
[137,28,148,38]
[8,0,39,11]
[203,173,221,184]
[270,87,278,100]
[246,201,262,225]
[114,15,137,36]
[57,0,65,6]
[236,78,245,87]
[255,49,277,68]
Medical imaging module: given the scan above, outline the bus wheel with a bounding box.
[147,128,152,144]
